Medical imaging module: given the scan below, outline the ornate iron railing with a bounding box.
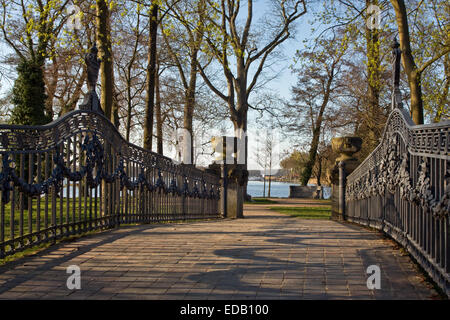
[0,110,221,259]
[345,106,450,296]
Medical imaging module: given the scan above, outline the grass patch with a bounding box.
[1,196,100,241]
[314,199,332,204]
[270,206,331,220]
[1,196,180,241]
[245,198,278,204]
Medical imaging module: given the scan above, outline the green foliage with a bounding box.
[10,60,50,125]
[300,165,313,186]
[280,149,308,180]
[408,0,450,122]
[245,198,278,204]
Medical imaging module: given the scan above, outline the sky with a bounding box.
[0,1,321,172]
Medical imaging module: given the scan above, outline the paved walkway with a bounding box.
[0,199,438,300]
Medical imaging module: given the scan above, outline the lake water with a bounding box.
[62,180,330,199]
[247,181,331,199]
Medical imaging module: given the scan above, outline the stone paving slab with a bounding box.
[0,200,439,300]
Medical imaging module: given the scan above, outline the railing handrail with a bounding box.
[347,107,450,182]
[0,109,169,159]
[0,109,218,181]
[0,109,107,131]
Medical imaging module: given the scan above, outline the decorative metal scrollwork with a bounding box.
[346,131,449,219]
[0,134,220,204]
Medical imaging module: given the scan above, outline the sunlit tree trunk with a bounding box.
[155,63,163,155]
[143,2,158,150]
[390,0,424,124]
[96,0,117,126]
[365,0,382,148]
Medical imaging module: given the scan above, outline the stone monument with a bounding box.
[79,44,104,114]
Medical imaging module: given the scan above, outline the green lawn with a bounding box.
[1,195,204,241]
[245,198,278,204]
[1,197,99,241]
[270,206,331,220]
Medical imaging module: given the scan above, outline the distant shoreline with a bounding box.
[248,178,301,183]
[247,180,331,199]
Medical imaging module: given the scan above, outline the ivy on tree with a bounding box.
[10,60,51,125]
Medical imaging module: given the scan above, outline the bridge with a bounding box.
[0,46,448,300]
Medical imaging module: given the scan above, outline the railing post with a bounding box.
[51,184,57,244]
[339,161,346,220]
[0,193,5,259]
[330,136,362,221]
[204,163,222,219]
[211,136,246,219]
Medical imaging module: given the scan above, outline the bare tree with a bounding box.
[142,1,159,150]
[255,121,277,197]
[113,1,148,141]
[161,0,208,163]
[286,29,351,185]
[198,0,307,164]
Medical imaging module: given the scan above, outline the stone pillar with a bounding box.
[330,136,362,220]
[211,136,247,219]
[225,164,247,218]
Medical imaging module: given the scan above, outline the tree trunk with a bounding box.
[125,72,133,142]
[96,0,115,124]
[184,56,198,164]
[316,155,322,186]
[156,65,163,155]
[263,172,266,197]
[143,2,158,150]
[300,72,332,186]
[300,126,321,186]
[408,70,424,124]
[390,0,424,124]
[366,1,381,150]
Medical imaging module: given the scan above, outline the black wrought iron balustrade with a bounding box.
[0,110,221,259]
[341,39,449,296]
[345,107,450,296]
